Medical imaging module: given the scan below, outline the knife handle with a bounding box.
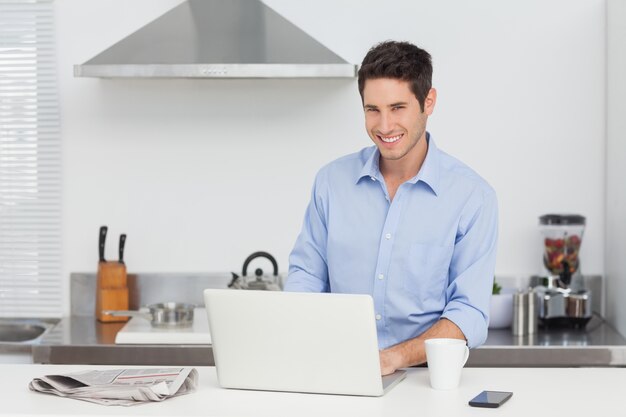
[119,234,126,264]
[99,226,108,262]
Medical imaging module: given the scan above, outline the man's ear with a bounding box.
[424,88,437,115]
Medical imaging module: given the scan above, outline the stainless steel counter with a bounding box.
[471,315,626,366]
[32,314,626,367]
[34,272,623,366]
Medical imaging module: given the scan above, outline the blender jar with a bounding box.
[539,214,585,286]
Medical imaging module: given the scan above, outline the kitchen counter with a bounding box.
[32,314,626,366]
[31,316,212,366]
[0,364,623,416]
[471,314,626,366]
[47,273,626,366]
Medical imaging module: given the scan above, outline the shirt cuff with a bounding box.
[441,300,488,349]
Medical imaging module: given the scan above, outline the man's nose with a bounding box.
[378,112,394,134]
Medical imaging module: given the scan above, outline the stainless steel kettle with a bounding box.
[228,251,282,291]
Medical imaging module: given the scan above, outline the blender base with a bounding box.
[539,316,592,330]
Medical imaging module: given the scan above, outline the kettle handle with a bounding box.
[242,251,278,277]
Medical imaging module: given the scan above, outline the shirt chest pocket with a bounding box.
[402,242,453,308]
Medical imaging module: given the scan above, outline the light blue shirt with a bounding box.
[284,134,498,349]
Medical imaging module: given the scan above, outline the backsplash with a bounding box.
[71,273,236,316]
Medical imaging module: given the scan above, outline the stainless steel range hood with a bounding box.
[74,0,356,79]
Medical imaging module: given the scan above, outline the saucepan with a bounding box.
[103,302,195,328]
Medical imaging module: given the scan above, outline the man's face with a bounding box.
[363,78,436,164]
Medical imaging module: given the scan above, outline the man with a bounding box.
[284,41,498,375]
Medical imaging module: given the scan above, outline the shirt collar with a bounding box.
[408,133,440,195]
[356,147,383,184]
[356,132,441,196]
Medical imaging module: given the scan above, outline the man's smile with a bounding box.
[377,133,404,143]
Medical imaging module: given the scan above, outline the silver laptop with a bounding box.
[203,289,406,396]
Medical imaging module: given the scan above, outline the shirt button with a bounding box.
[375,314,382,320]
[385,233,391,239]
[370,176,376,181]
[378,274,384,280]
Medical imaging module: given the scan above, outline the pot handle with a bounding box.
[242,251,278,276]
[102,310,152,320]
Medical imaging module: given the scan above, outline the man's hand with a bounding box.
[378,318,466,375]
[379,349,402,376]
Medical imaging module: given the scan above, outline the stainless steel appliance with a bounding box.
[228,252,282,291]
[534,214,592,328]
[74,0,357,79]
[103,302,196,328]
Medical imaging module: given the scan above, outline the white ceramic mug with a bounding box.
[424,338,469,390]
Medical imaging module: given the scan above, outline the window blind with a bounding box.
[0,0,62,317]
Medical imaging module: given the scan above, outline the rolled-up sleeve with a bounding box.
[284,170,330,293]
[441,186,498,348]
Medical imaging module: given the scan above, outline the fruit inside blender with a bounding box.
[543,234,582,275]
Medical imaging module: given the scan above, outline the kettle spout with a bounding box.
[228,272,243,289]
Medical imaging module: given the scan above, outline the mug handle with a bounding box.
[462,345,470,367]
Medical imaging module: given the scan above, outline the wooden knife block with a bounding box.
[96,261,129,322]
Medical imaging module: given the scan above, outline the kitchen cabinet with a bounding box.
[607,0,626,338]
[0,364,623,416]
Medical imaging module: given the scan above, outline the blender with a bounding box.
[534,214,592,328]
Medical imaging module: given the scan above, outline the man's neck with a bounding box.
[379,134,429,186]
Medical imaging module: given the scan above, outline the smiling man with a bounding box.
[285,41,498,375]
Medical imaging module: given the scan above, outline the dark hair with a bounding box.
[357,41,432,111]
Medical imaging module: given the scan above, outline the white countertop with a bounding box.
[114,308,211,344]
[1,364,622,417]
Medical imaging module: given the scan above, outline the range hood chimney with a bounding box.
[74,0,356,79]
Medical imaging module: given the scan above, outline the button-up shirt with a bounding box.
[284,134,498,349]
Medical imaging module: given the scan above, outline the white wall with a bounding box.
[55,0,607,313]
[606,0,626,337]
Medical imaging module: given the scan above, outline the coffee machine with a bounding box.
[533,214,592,328]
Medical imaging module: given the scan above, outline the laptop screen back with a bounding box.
[204,289,385,396]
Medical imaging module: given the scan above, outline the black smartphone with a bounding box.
[468,390,513,408]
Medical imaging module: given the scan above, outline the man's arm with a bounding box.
[439,187,498,348]
[380,186,498,375]
[284,170,330,292]
[379,318,464,375]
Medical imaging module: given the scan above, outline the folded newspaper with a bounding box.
[29,367,198,406]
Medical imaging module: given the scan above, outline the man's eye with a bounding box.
[392,106,404,111]
[365,108,378,112]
